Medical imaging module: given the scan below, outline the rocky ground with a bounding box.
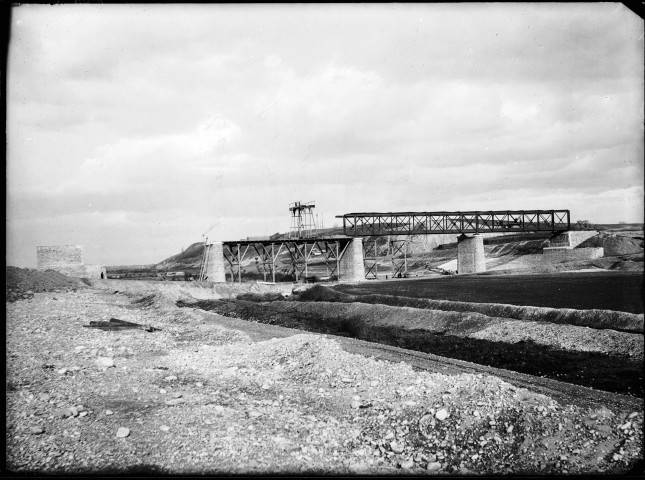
[5,272,644,475]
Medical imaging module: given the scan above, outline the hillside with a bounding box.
[155,242,205,273]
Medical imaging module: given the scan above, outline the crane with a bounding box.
[198,222,219,281]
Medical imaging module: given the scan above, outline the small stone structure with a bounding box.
[549,230,598,248]
[457,234,486,274]
[37,245,106,279]
[339,237,365,282]
[543,231,604,261]
[543,247,604,260]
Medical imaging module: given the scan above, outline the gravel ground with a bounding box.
[5,286,644,475]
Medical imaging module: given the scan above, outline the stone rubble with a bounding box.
[5,287,644,475]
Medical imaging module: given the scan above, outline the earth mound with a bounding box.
[5,267,85,302]
[577,233,643,256]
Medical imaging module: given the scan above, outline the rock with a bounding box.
[196,382,203,387]
[116,427,130,438]
[282,443,301,453]
[172,392,183,399]
[506,425,514,433]
[95,357,115,368]
[55,408,72,418]
[419,414,433,425]
[435,409,448,421]
[390,442,405,454]
[38,393,51,402]
[400,459,415,469]
[348,463,369,474]
[30,426,45,435]
[79,411,88,417]
[159,389,167,394]
[403,401,417,407]
[627,411,639,419]
[165,398,186,406]
[350,401,361,409]
[105,410,114,415]
[160,425,170,432]
[164,375,177,382]
[58,368,68,375]
[427,462,442,471]
[248,410,262,418]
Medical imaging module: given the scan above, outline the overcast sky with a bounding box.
[6,3,644,267]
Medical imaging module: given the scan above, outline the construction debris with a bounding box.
[83,318,160,332]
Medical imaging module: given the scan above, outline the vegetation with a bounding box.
[573,219,597,231]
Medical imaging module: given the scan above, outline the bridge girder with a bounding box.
[337,210,570,237]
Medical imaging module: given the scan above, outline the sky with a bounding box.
[6,3,644,267]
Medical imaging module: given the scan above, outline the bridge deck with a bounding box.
[222,235,352,247]
[336,210,570,236]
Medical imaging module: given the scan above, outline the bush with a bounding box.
[294,284,345,302]
[236,292,286,302]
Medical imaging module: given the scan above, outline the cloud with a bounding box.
[56,115,241,195]
[6,4,643,268]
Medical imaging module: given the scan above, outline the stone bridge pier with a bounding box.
[457,234,486,274]
[339,237,365,282]
[205,242,226,283]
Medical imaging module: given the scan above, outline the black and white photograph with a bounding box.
[5,3,644,475]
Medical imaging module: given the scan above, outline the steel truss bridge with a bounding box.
[337,210,570,237]
[222,237,354,283]
[216,210,570,283]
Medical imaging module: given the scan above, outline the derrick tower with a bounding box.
[289,201,317,239]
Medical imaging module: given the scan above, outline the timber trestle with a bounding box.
[222,237,354,283]
[362,238,410,280]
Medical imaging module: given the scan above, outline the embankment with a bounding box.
[180,298,644,397]
[298,286,644,333]
[84,278,293,301]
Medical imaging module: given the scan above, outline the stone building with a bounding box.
[36,245,106,279]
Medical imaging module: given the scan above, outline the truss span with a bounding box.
[337,210,570,237]
[221,236,354,283]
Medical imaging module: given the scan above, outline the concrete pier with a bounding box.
[457,234,486,274]
[339,237,365,282]
[205,242,226,283]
